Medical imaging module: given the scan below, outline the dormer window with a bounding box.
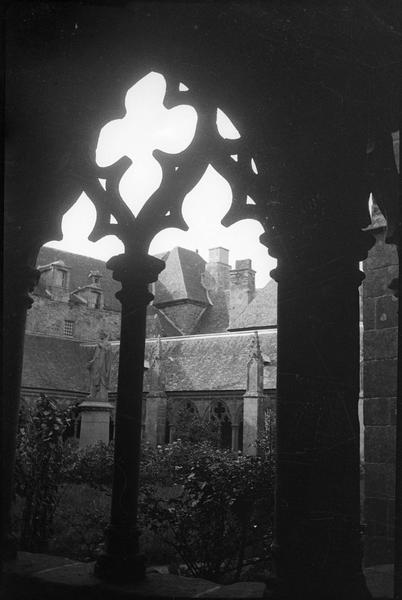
[37,259,71,301]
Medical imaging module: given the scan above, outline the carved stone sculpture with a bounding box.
[87,331,112,402]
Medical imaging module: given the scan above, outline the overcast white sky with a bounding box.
[45,72,276,287]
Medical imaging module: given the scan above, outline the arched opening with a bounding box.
[37,71,276,452]
[209,400,232,450]
[4,4,399,596]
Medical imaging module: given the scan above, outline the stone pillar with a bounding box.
[262,225,373,599]
[78,400,113,448]
[231,424,240,452]
[242,331,265,456]
[95,253,164,582]
[144,336,167,445]
[1,262,40,560]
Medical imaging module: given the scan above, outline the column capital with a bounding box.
[261,227,374,288]
[106,253,165,309]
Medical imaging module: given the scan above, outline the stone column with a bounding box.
[95,253,164,582]
[231,424,240,452]
[1,262,40,560]
[242,331,265,456]
[263,225,374,600]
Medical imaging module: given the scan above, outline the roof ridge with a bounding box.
[40,246,107,265]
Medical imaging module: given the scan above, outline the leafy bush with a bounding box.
[139,440,274,582]
[14,403,275,582]
[62,441,114,492]
[49,484,111,561]
[173,406,220,446]
[14,394,72,552]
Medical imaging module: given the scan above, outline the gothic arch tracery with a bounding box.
[75,73,268,258]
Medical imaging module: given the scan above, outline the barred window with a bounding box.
[64,320,74,337]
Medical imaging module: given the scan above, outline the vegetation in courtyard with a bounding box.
[139,441,274,582]
[14,395,275,582]
[14,395,71,552]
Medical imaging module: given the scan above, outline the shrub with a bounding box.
[14,394,72,552]
[173,406,220,446]
[14,408,275,581]
[139,440,274,582]
[49,484,111,561]
[62,441,114,492]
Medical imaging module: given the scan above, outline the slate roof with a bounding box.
[141,330,277,392]
[154,247,210,306]
[22,334,89,393]
[229,279,277,330]
[195,288,229,334]
[36,247,122,312]
[23,329,276,395]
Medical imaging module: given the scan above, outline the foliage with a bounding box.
[49,484,111,561]
[257,408,276,458]
[173,405,220,446]
[62,441,114,493]
[14,402,275,581]
[14,394,72,552]
[139,440,274,582]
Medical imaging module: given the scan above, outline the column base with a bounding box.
[264,571,372,600]
[94,524,146,583]
[94,551,146,583]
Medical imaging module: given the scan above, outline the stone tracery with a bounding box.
[76,73,267,258]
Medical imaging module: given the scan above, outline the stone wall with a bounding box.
[363,228,398,566]
[26,295,121,341]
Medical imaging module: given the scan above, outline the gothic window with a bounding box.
[64,320,74,337]
[210,401,232,449]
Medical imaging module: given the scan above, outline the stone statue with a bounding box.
[87,330,112,402]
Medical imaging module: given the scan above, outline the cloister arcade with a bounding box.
[2,3,400,599]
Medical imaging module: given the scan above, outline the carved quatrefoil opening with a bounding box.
[48,71,270,272]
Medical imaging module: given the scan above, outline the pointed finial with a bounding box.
[248,330,262,360]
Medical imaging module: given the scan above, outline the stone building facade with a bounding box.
[22,244,277,451]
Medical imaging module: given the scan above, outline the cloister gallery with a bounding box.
[2,3,400,600]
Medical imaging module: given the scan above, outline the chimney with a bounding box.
[229,259,256,325]
[205,247,230,291]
